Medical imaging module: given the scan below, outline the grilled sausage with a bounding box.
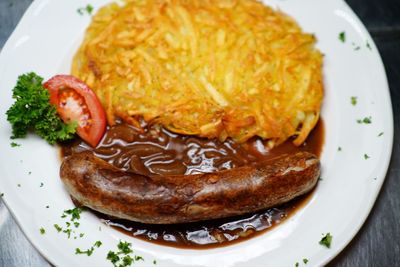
[60,151,320,224]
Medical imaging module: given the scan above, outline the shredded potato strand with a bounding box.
[72,0,323,146]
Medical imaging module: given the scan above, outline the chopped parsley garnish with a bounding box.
[54,224,62,232]
[107,241,144,267]
[135,255,144,261]
[28,171,31,175]
[122,255,134,266]
[63,207,84,221]
[17,184,21,187]
[354,46,360,51]
[107,251,120,265]
[75,241,102,256]
[118,241,133,254]
[357,116,372,124]
[378,132,384,137]
[350,96,357,106]
[303,258,309,264]
[295,262,299,267]
[153,259,157,265]
[10,142,21,147]
[77,4,94,15]
[6,72,77,144]
[46,205,49,209]
[319,233,332,248]
[364,154,370,160]
[338,147,342,151]
[338,31,346,43]
[40,182,44,187]
[63,228,72,238]
[55,208,85,239]
[0,193,4,197]
[40,227,46,235]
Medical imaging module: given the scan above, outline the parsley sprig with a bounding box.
[6,72,77,144]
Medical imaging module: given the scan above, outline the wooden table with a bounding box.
[1,0,399,266]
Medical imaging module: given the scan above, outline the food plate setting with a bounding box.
[0,0,393,266]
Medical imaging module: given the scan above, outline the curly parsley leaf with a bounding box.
[6,72,77,144]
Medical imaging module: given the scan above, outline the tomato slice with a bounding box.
[43,75,106,147]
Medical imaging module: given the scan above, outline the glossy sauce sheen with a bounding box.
[62,120,324,248]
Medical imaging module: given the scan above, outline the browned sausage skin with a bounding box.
[60,151,320,224]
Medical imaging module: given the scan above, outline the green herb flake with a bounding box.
[378,132,384,137]
[10,142,21,147]
[107,251,120,264]
[77,4,94,15]
[338,31,346,43]
[40,227,46,235]
[79,233,85,238]
[40,182,44,187]
[351,96,357,106]
[295,262,299,267]
[75,241,102,256]
[123,255,134,266]
[75,247,94,256]
[46,205,49,209]
[153,260,157,265]
[63,207,83,221]
[54,224,62,232]
[6,73,77,144]
[0,193,4,197]
[364,154,370,160]
[319,233,333,248]
[134,255,144,261]
[303,258,309,264]
[357,116,372,124]
[107,241,144,266]
[63,228,72,238]
[354,46,360,51]
[28,171,32,175]
[17,184,21,187]
[118,241,133,255]
[338,147,342,151]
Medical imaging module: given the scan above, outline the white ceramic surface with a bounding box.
[0,0,393,266]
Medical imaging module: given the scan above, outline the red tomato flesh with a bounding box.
[44,75,106,147]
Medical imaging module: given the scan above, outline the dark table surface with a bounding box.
[0,0,399,266]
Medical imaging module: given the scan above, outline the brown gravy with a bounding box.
[61,120,324,249]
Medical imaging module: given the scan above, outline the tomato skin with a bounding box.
[43,75,106,147]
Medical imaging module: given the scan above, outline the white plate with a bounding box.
[0,0,393,266]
